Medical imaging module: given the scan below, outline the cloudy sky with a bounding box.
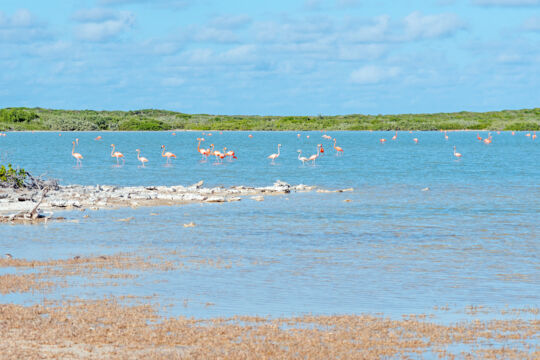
[1,0,539,115]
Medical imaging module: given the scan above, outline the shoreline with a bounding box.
[0,181,327,221]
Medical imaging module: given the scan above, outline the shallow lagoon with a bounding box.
[0,131,538,319]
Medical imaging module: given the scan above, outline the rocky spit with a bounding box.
[0,180,321,222]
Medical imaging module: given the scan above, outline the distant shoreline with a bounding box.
[1,107,539,131]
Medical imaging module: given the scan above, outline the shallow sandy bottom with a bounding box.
[1,253,538,359]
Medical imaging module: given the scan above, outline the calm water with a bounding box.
[0,131,539,319]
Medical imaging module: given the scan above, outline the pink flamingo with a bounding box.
[512,131,515,135]
[110,144,125,165]
[94,135,102,141]
[307,144,322,164]
[297,150,308,165]
[453,146,462,158]
[413,138,418,144]
[197,138,206,158]
[484,133,492,144]
[161,145,176,164]
[392,131,397,140]
[136,149,148,167]
[333,138,344,155]
[380,138,386,143]
[533,131,537,140]
[224,147,237,160]
[444,131,449,140]
[268,144,281,163]
[72,140,83,166]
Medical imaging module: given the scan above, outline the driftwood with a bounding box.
[1,188,53,223]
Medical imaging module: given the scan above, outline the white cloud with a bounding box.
[345,15,392,42]
[161,77,185,86]
[350,65,401,84]
[73,9,135,42]
[0,9,50,43]
[403,11,466,40]
[72,8,121,22]
[473,0,540,6]
[336,0,361,8]
[192,27,238,43]
[523,16,540,31]
[209,15,251,29]
[100,0,190,9]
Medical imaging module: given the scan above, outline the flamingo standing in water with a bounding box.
[413,138,418,144]
[297,150,308,165]
[268,144,281,164]
[477,133,483,141]
[380,138,386,143]
[72,140,83,167]
[161,145,176,164]
[392,131,397,140]
[533,132,537,140]
[484,133,492,144]
[110,144,125,165]
[94,135,102,141]
[444,131,449,140]
[308,144,322,165]
[224,147,237,160]
[136,149,148,167]
[197,138,206,158]
[453,146,462,158]
[333,138,344,155]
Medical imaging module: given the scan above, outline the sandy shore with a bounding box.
[0,181,326,221]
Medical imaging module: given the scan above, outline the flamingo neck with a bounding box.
[137,151,141,161]
[111,145,115,156]
[72,142,76,155]
[277,146,280,156]
[161,147,165,157]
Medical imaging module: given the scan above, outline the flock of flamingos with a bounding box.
[65,130,537,167]
[1,129,536,167]
[67,132,346,167]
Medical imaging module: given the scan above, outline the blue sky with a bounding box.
[1,0,539,115]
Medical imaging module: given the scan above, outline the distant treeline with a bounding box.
[0,107,539,131]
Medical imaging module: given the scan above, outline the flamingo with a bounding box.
[444,131,449,140]
[319,144,325,156]
[453,146,462,158]
[72,140,83,167]
[380,138,386,143]
[307,144,322,165]
[297,150,308,165]
[224,147,237,160]
[322,134,332,140]
[526,133,531,137]
[212,147,224,163]
[94,135,102,141]
[413,138,418,144]
[477,133,482,141]
[201,143,214,157]
[110,144,125,165]
[333,138,344,155]
[484,133,492,144]
[268,144,281,163]
[197,138,206,158]
[512,131,515,135]
[391,131,397,140]
[248,134,253,138]
[533,131,537,140]
[136,149,148,167]
[161,145,176,164]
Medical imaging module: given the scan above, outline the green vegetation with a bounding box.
[0,107,539,131]
[0,164,27,189]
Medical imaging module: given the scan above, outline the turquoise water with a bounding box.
[0,131,539,318]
